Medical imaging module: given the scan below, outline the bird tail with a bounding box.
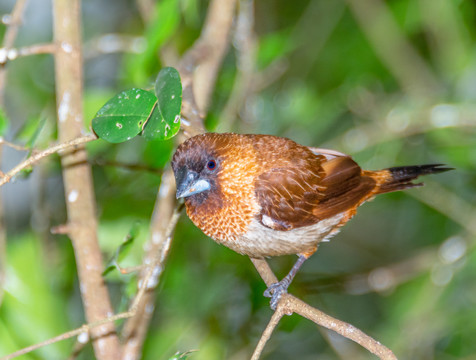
[374,164,453,194]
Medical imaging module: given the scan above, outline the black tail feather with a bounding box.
[379,164,453,194]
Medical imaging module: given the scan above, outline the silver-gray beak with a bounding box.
[175,167,211,199]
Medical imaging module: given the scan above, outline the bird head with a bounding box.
[172,133,229,204]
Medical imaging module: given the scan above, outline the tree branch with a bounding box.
[52,0,120,359]
[0,134,97,187]
[250,259,398,360]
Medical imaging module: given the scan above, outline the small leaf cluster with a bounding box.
[92,67,182,143]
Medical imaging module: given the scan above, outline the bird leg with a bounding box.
[264,254,308,310]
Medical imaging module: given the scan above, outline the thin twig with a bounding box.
[0,134,97,187]
[16,43,57,57]
[0,138,28,151]
[250,305,284,360]
[291,296,397,360]
[250,258,398,360]
[0,325,90,360]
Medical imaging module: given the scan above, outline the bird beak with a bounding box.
[175,167,211,199]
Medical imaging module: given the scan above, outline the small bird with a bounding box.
[171,133,451,309]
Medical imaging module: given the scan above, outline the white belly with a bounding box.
[223,213,345,258]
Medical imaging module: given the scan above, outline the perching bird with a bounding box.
[171,133,451,309]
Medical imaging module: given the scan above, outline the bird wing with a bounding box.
[255,154,376,231]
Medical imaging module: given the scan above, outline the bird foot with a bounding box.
[264,280,290,310]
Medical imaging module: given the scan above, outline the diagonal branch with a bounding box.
[0,134,97,187]
[250,258,398,360]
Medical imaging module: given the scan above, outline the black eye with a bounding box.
[206,160,217,171]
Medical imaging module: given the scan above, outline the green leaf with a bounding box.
[92,89,157,143]
[0,107,9,136]
[142,67,182,140]
[103,221,142,276]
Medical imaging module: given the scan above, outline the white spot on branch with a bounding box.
[61,41,73,53]
[77,331,89,344]
[7,48,18,60]
[1,14,12,25]
[152,232,160,244]
[68,189,79,203]
[58,92,71,123]
[138,266,162,289]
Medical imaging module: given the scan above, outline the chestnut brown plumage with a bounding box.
[172,133,451,308]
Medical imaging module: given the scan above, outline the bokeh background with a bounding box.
[1,0,475,359]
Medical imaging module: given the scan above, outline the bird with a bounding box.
[171,132,451,309]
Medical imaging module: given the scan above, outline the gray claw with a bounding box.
[264,281,288,310]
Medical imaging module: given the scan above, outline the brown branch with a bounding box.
[250,304,285,360]
[250,259,398,360]
[0,134,97,187]
[345,0,443,100]
[16,43,57,57]
[52,0,120,359]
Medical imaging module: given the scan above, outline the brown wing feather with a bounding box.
[314,157,376,218]
[254,145,377,231]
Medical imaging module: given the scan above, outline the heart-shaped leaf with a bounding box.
[92,88,156,143]
[142,67,182,140]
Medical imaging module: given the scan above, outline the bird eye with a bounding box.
[206,160,217,171]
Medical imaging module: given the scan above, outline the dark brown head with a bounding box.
[172,133,221,205]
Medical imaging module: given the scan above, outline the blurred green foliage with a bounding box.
[1,0,475,359]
